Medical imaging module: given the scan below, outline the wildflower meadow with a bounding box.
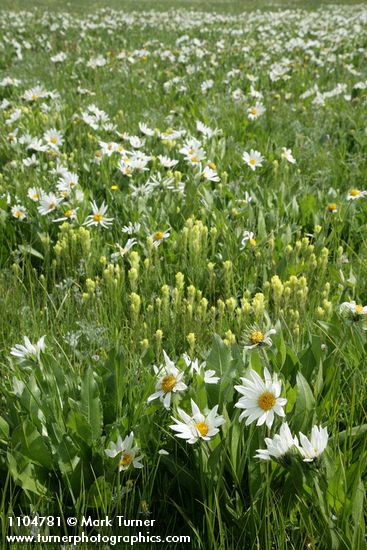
[0,0,366,548]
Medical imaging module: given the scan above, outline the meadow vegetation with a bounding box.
[0,1,366,548]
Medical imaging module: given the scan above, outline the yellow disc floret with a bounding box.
[153,231,164,241]
[195,422,209,437]
[161,375,176,393]
[250,331,264,345]
[119,452,133,467]
[258,391,276,411]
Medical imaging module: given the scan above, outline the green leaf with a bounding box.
[0,416,9,440]
[80,368,103,441]
[57,435,80,476]
[336,424,367,444]
[207,334,232,376]
[18,244,44,259]
[12,420,52,469]
[87,476,112,509]
[7,453,48,496]
[351,478,365,549]
[66,410,93,445]
[292,372,315,433]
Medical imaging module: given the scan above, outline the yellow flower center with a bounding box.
[161,375,177,393]
[250,331,264,345]
[250,107,257,115]
[93,213,103,222]
[249,158,256,165]
[355,304,364,314]
[119,452,133,467]
[350,189,360,197]
[95,151,102,158]
[31,94,37,100]
[15,210,22,218]
[258,391,276,411]
[50,137,57,144]
[208,162,216,169]
[195,422,209,437]
[32,194,39,201]
[249,238,257,247]
[153,231,164,241]
[64,209,73,218]
[48,202,56,210]
[111,184,118,190]
[191,156,199,163]
[107,144,113,150]
[327,203,337,212]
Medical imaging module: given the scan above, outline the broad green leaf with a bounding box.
[80,368,103,441]
[12,420,52,469]
[7,453,48,496]
[57,435,80,476]
[18,244,44,259]
[292,372,315,433]
[207,334,232,376]
[0,416,9,440]
[66,410,93,445]
[352,478,365,549]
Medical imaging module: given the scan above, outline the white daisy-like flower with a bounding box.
[247,102,266,120]
[27,137,48,152]
[232,88,243,101]
[50,52,67,63]
[129,136,145,149]
[37,192,62,215]
[83,201,114,229]
[57,172,79,196]
[182,353,220,384]
[147,351,187,409]
[298,425,328,462]
[151,229,170,247]
[243,150,264,171]
[105,432,144,471]
[243,328,276,350]
[111,239,137,260]
[196,121,219,139]
[10,335,46,362]
[27,187,43,202]
[121,222,141,235]
[255,423,299,461]
[241,230,256,249]
[23,154,38,167]
[234,367,287,428]
[23,85,47,102]
[326,202,338,213]
[53,208,78,223]
[44,128,64,150]
[340,301,367,318]
[157,155,179,169]
[139,122,155,136]
[281,147,296,164]
[11,204,27,220]
[202,165,220,182]
[170,399,225,444]
[346,189,367,201]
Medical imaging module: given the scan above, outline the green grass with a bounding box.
[0,1,366,549]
